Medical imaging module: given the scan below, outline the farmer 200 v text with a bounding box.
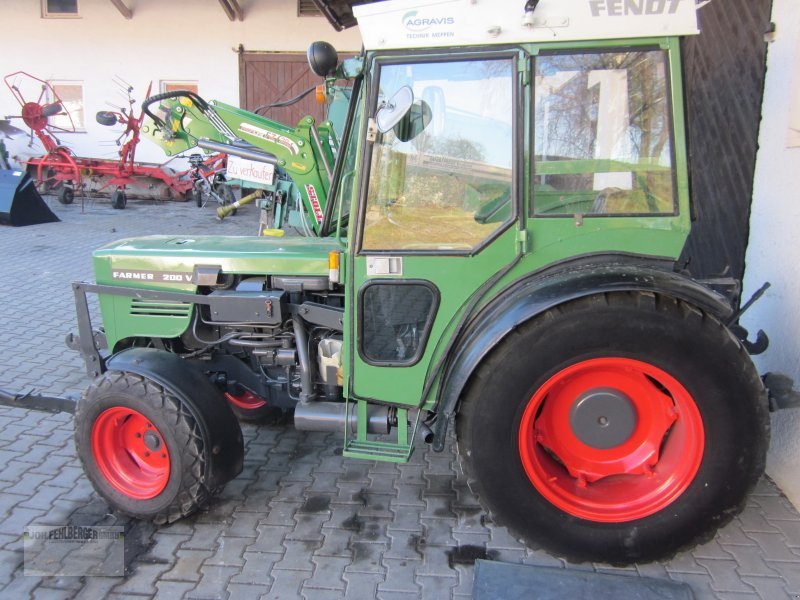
[68,0,772,563]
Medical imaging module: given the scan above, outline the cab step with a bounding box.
[342,400,417,463]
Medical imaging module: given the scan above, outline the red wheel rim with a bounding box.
[518,357,704,522]
[225,390,267,410]
[91,407,171,500]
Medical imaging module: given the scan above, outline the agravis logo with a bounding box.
[402,9,455,32]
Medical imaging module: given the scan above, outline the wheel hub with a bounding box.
[569,387,637,449]
[143,430,162,451]
[519,357,704,522]
[91,407,171,500]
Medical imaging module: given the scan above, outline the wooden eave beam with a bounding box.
[109,0,132,19]
[218,0,244,21]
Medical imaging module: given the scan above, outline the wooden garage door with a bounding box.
[238,52,325,128]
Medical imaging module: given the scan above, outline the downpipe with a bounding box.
[292,315,315,403]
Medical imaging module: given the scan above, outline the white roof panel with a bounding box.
[354,0,699,49]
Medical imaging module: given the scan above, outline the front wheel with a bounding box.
[456,292,769,563]
[75,371,214,524]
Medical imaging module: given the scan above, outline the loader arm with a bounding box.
[141,91,336,234]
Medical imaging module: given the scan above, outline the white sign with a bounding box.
[226,155,275,186]
[354,0,699,50]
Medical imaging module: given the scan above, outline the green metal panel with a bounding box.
[93,235,338,351]
[350,228,519,405]
[93,235,338,279]
[100,295,194,352]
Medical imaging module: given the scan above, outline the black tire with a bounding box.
[58,186,74,205]
[111,189,127,210]
[215,182,236,216]
[194,187,203,207]
[74,371,214,524]
[456,291,769,564]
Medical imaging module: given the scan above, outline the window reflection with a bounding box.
[534,50,675,216]
[363,59,514,251]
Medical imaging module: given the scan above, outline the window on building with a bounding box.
[160,81,199,95]
[298,0,321,17]
[47,82,84,131]
[42,0,79,18]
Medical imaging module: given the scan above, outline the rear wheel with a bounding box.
[111,189,127,210]
[456,292,769,563]
[75,371,213,523]
[58,185,74,205]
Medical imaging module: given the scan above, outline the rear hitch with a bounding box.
[727,282,771,355]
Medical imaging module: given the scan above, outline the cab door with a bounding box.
[348,50,524,407]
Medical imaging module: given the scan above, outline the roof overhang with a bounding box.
[311,0,378,31]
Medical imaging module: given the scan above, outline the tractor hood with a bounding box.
[93,235,340,288]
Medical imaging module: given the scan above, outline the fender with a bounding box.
[432,257,736,450]
[106,347,244,489]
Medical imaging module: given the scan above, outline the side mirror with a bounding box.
[376,86,414,133]
[307,41,339,77]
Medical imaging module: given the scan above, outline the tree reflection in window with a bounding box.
[534,50,676,216]
[363,58,515,251]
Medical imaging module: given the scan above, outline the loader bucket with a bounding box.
[0,170,59,226]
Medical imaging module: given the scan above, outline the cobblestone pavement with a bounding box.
[0,195,798,599]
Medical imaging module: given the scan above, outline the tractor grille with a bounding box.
[128,299,193,318]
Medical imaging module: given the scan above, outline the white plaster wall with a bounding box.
[0,0,362,165]
[741,0,800,508]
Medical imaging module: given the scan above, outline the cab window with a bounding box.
[533,49,676,216]
[362,57,515,252]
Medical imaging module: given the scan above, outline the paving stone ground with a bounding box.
[0,194,798,599]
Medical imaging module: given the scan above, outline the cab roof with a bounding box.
[313,0,699,48]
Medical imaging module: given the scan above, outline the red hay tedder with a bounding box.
[4,72,222,209]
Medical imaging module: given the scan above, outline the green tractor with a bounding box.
[69,0,771,563]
